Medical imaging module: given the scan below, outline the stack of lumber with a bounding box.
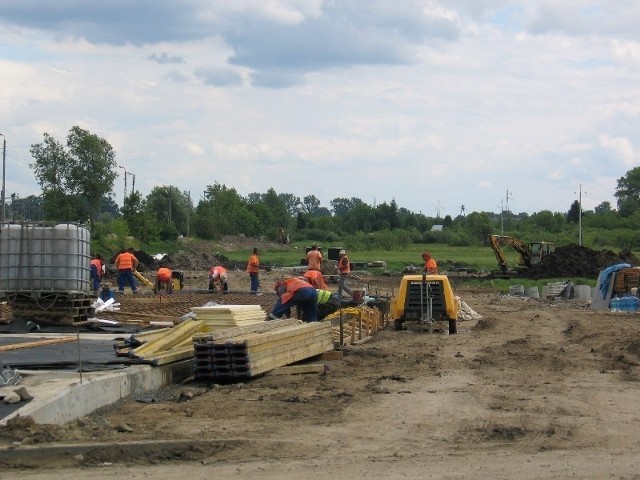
[193,318,333,381]
[324,306,383,346]
[191,305,266,329]
[122,320,208,366]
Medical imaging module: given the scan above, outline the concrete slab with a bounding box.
[0,332,194,425]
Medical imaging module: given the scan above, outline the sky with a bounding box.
[0,0,638,218]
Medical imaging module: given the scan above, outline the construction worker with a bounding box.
[154,264,173,294]
[303,268,328,290]
[114,248,139,294]
[337,249,352,298]
[89,254,104,294]
[246,247,261,294]
[306,243,323,271]
[317,289,340,320]
[269,277,318,322]
[422,251,438,274]
[99,282,115,302]
[209,265,229,293]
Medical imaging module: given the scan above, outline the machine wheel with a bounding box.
[394,319,404,331]
[448,319,457,334]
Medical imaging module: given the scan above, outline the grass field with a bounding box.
[221,240,600,289]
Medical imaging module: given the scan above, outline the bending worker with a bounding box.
[269,277,318,322]
[209,265,229,293]
[303,268,328,290]
[422,251,438,274]
[154,264,173,294]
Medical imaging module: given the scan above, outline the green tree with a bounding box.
[567,200,580,223]
[615,167,640,217]
[145,186,190,237]
[29,126,118,230]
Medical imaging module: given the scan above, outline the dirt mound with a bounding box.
[522,243,639,279]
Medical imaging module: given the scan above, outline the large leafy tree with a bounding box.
[615,167,640,217]
[29,126,118,230]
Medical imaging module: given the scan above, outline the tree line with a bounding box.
[9,126,640,254]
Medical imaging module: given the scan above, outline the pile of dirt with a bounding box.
[522,243,639,279]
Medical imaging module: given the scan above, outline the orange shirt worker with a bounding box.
[246,248,260,294]
[422,251,438,274]
[306,243,323,271]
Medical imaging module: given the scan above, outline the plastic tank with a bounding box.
[0,222,91,294]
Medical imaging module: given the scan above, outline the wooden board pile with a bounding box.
[192,318,334,381]
[324,306,384,346]
[114,320,208,366]
[191,305,266,329]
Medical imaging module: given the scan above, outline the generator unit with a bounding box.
[391,273,458,334]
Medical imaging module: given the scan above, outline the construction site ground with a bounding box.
[1,244,640,478]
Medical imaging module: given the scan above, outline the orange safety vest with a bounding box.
[246,254,260,273]
[90,258,103,276]
[280,277,313,304]
[210,266,227,278]
[338,256,351,274]
[156,267,172,282]
[116,252,136,270]
[303,269,328,290]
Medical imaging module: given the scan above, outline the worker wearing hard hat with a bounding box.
[422,251,438,274]
[337,249,352,298]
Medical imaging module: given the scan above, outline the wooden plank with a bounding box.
[193,318,299,343]
[231,322,331,348]
[228,325,330,355]
[0,336,77,352]
[132,320,206,358]
[265,363,325,376]
[147,345,195,366]
[321,350,343,360]
[246,340,334,376]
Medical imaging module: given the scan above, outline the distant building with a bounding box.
[431,224,443,232]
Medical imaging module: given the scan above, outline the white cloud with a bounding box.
[0,1,637,216]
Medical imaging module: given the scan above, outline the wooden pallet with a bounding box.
[9,295,94,325]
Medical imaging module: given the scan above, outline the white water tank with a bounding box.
[0,222,91,294]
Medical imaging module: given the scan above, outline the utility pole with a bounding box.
[0,133,6,222]
[500,200,504,235]
[578,184,583,246]
[118,165,128,201]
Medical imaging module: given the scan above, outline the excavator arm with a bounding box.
[488,235,533,274]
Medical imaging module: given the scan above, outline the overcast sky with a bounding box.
[1,1,638,218]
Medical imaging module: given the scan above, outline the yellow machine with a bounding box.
[391,273,458,334]
[488,234,555,277]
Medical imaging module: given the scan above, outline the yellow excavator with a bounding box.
[488,234,555,277]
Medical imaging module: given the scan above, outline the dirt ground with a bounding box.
[2,246,640,478]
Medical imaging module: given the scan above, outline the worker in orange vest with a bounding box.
[269,277,318,322]
[337,249,352,298]
[89,254,104,294]
[114,248,139,294]
[303,269,328,290]
[246,247,260,294]
[209,265,229,293]
[154,264,173,294]
[422,251,438,274]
